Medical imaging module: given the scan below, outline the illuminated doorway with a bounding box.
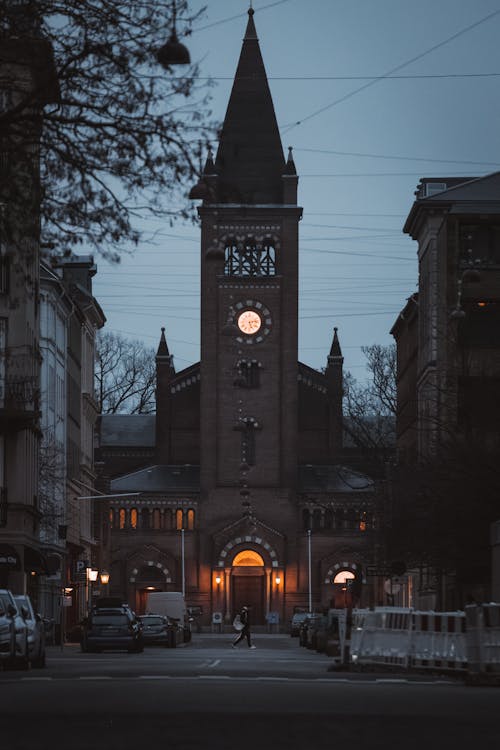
[332,570,355,609]
[232,549,265,624]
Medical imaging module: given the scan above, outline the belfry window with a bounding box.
[224,235,276,277]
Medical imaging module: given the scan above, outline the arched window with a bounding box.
[175,509,184,530]
[233,550,265,567]
[333,570,355,585]
[313,509,322,531]
[153,509,161,530]
[119,508,126,530]
[141,508,150,530]
[187,509,195,530]
[224,236,277,277]
[164,509,173,530]
[130,508,138,530]
[109,508,115,529]
[324,508,333,529]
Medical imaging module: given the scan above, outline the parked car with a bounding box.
[81,606,143,653]
[138,614,177,647]
[298,613,323,648]
[305,613,327,650]
[0,593,15,667]
[15,594,46,668]
[290,612,309,637]
[0,590,29,669]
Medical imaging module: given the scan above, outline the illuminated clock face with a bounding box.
[237,310,262,335]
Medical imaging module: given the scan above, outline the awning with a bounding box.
[24,545,49,574]
[0,544,20,569]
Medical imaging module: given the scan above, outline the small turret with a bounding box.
[156,327,174,462]
[326,327,344,461]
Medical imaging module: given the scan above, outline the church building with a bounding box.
[96,10,382,626]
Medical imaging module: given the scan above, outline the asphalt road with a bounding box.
[1,634,499,749]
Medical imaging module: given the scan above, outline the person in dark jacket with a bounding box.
[232,606,256,649]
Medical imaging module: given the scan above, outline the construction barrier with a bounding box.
[350,607,412,669]
[410,611,467,671]
[465,603,500,675]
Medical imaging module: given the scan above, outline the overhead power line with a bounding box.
[192,0,294,33]
[282,8,500,132]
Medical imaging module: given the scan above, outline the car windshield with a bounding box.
[91,615,128,626]
[0,593,15,613]
[141,617,164,625]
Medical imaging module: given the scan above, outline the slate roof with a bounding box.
[213,9,286,204]
[299,465,374,493]
[110,464,200,493]
[98,414,155,448]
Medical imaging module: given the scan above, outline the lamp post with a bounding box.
[180,527,185,597]
[307,529,312,613]
[86,567,98,612]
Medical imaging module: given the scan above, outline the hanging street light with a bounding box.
[157,0,191,68]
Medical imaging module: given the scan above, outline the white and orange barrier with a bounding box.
[410,611,467,671]
[350,607,413,669]
[465,603,500,675]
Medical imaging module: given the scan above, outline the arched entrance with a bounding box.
[332,570,355,609]
[231,550,265,624]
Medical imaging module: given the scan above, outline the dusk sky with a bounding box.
[92,0,500,382]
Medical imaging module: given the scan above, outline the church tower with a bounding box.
[195,9,302,519]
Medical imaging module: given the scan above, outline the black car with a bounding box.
[81,607,143,653]
[138,614,176,647]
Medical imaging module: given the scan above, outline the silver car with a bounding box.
[15,594,46,668]
[0,589,29,669]
[0,595,15,665]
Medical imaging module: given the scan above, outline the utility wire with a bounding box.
[193,0,294,33]
[295,147,500,168]
[282,8,500,132]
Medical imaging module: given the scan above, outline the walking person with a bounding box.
[232,605,256,648]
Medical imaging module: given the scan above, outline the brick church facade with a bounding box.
[96,10,383,626]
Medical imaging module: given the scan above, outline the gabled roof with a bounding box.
[404,172,500,237]
[213,9,285,204]
[420,171,500,203]
[299,465,374,493]
[110,464,199,493]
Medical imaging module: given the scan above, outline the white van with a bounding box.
[145,592,190,643]
[145,591,186,622]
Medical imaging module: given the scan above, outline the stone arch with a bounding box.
[129,559,172,584]
[217,535,280,568]
[324,560,367,585]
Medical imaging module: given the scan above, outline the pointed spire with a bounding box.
[284,146,297,176]
[329,327,343,359]
[214,8,285,203]
[203,144,216,176]
[156,327,170,358]
[244,6,258,40]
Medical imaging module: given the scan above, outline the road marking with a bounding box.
[21,677,53,681]
[78,676,113,680]
[138,675,173,679]
[208,659,220,668]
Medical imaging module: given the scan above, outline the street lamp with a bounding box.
[180,527,185,597]
[156,0,191,68]
[307,529,312,613]
[100,570,110,585]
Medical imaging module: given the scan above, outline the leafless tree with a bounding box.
[343,344,397,473]
[0,0,214,262]
[95,330,156,414]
